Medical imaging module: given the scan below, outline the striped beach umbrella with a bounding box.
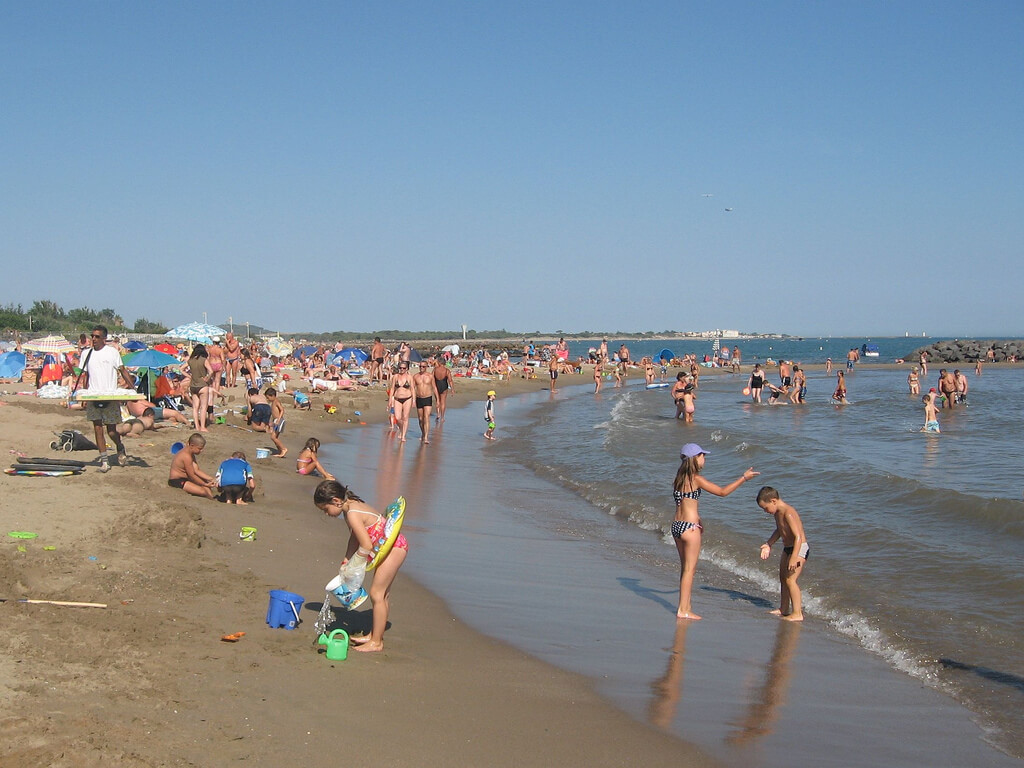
[23,335,76,355]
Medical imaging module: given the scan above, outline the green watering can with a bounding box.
[317,628,349,661]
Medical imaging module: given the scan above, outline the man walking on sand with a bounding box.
[77,325,136,473]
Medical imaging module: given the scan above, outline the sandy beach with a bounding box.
[0,366,723,767]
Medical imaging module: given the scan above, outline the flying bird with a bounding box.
[702,193,714,198]
[725,208,733,212]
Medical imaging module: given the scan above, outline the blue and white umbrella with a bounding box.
[165,322,227,344]
[330,347,368,366]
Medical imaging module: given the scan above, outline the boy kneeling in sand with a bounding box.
[168,433,217,499]
[757,486,809,621]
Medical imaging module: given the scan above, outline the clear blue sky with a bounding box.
[2,2,1021,336]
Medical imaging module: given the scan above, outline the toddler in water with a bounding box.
[484,390,497,440]
[757,486,809,621]
[314,480,408,653]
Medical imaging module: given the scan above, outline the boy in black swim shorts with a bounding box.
[756,486,810,621]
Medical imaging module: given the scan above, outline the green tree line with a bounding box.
[0,300,167,336]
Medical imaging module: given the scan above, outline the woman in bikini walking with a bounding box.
[389,362,415,442]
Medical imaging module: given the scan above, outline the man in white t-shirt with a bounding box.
[77,325,135,473]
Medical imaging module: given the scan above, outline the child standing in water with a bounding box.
[314,480,408,653]
[921,394,941,433]
[757,486,809,622]
[672,444,758,621]
[832,370,848,404]
[484,390,497,440]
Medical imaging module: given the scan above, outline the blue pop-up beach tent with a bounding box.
[0,351,27,379]
[657,348,675,362]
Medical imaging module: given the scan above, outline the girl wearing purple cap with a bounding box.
[672,443,758,620]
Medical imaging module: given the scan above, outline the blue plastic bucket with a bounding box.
[266,589,305,629]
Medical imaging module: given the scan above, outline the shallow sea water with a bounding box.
[323,361,1023,765]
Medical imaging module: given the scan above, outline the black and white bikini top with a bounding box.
[673,488,702,504]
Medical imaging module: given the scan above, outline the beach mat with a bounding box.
[16,457,87,468]
[12,463,88,473]
[4,468,83,477]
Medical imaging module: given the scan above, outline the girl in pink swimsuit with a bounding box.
[314,480,408,653]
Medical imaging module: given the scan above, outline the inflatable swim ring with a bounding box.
[368,496,405,571]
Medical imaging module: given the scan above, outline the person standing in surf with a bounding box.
[832,370,848,404]
[672,444,758,620]
[757,486,810,622]
[747,364,766,403]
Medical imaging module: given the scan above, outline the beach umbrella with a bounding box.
[296,345,318,358]
[0,351,26,379]
[154,343,179,355]
[334,347,368,365]
[441,344,460,356]
[165,322,227,344]
[23,335,76,355]
[123,340,147,351]
[123,349,182,399]
[123,349,182,369]
[265,337,293,357]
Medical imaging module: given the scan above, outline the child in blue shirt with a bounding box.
[217,451,255,505]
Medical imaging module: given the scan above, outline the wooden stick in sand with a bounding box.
[1,598,107,609]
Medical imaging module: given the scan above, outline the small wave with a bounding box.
[593,420,611,430]
[702,548,946,692]
[627,504,664,531]
[734,442,750,452]
[710,430,725,442]
[608,393,633,423]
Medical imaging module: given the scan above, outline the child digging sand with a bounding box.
[314,480,408,653]
[757,486,809,622]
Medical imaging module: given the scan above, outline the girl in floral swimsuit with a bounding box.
[314,480,408,653]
